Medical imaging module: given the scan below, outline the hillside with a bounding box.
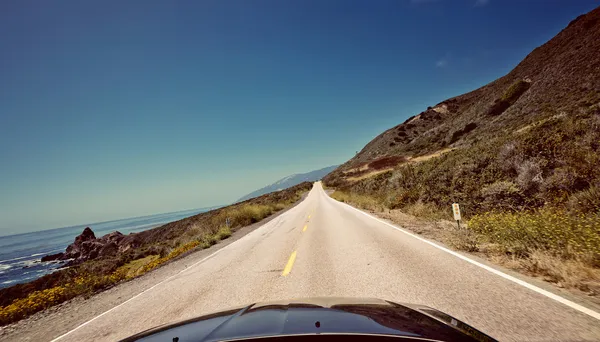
[324,7,600,295]
[326,6,600,182]
[237,165,338,202]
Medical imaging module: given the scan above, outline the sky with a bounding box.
[1,0,598,236]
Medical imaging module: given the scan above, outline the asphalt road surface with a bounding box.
[51,182,600,341]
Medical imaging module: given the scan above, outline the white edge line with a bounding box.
[50,247,228,342]
[323,188,600,321]
[49,208,297,341]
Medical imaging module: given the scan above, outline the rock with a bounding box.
[118,235,142,253]
[41,252,64,262]
[100,231,124,244]
[62,227,96,260]
[99,242,118,258]
[60,227,105,264]
[76,227,96,243]
[58,228,139,265]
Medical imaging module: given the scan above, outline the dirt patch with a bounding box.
[408,148,455,163]
[346,169,393,182]
[368,156,407,170]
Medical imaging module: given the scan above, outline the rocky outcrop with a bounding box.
[43,227,130,265]
[63,227,96,260]
[41,252,64,262]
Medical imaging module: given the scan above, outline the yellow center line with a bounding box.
[308,214,311,219]
[303,224,308,232]
[282,251,297,276]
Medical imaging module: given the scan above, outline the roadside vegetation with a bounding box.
[0,182,312,326]
[326,106,600,296]
[323,10,600,296]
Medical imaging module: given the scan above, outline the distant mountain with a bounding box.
[237,165,339,202]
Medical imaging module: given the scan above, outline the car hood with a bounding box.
[121,297,496,342]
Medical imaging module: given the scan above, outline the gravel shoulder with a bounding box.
[364,207,600,311]
[0,201,302,342]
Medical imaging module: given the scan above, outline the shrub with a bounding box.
[487,99,511,116]
[403,201,448,221]
[140,240,200,274]
[469,209,600,265]
[212,204,276,229]
[501,80,531,102]
[568,185,600,214]
[235,205,274,224]
[480,181,523,211]
[386,187,420,208]
[449,122,477,144]
[541,167,581,203]
[0,286,70,324]
[214,226,232,240]
[485,80,530,117]
[274,203,287,211]
[516,159,543,193]
[497,141,523,174]
[330,191,383,211]
[0,265,132,325]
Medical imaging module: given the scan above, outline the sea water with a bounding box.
[0,207,215,289]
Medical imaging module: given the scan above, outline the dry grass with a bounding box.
[210,202,290,230]
[337,199,600,299]
[408,148,455,163]
[343,164,370,174]
[514,113,568,134]
[346,169,393,182]
[402,201,450,221]
[489,251,600,295]
[214,225,232,240]
[120,255,160,278]
[468,209,600,264]
[342,156,407,180]
[330,190,384,211]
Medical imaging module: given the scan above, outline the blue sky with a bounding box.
[1,0,598,235]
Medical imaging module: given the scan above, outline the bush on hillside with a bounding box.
[486,80,531,117]
[501,80,531,102]
[541,167,582,203]
[480,181,524,211]
[516,159,544,193]
[568,185,600,214]
[497,141,523,174]
[333,110,600,217]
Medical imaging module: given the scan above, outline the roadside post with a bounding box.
[452,203,461,229]
[226,217,231,228]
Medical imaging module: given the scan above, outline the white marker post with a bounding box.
[452,203,461,229]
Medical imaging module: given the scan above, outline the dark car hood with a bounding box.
[121,297,496,342]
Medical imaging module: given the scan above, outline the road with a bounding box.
[51,182,600,341]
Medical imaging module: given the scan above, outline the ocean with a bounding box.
[0,207,215,289]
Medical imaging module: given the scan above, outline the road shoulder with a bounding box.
[0,201,303,342]
[326,195,600,315]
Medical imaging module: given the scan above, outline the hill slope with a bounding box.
[325,5,600,201]
[327,6,600,178]
[323,7,600,294]
[238,165,338,202]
